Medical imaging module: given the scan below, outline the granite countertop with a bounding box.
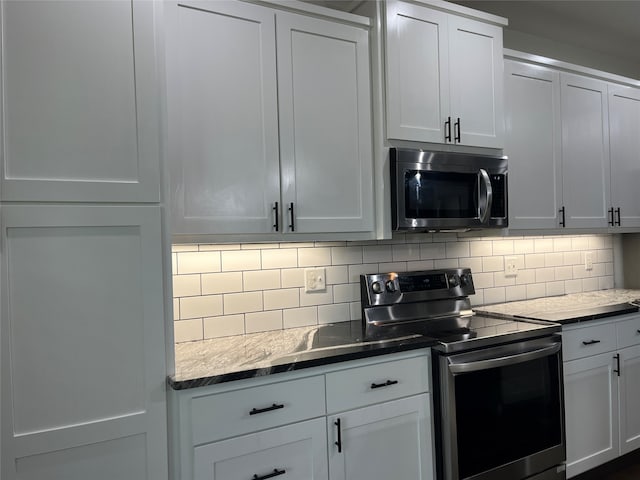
[170,320,436,390]
[476,289,640,323]
[170,289,640,391]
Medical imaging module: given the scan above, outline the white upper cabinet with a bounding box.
[608,84,640,228]
[1,0,161,202]
[504,60,562,229]
[168,0,280,235]
[561,73,611,229]
[168,0,373,238]
[385,0,505,148]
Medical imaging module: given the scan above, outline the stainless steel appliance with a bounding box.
[360,268,566,480]
[391,148,508,231]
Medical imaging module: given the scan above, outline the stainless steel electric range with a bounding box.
[360,268,566,480]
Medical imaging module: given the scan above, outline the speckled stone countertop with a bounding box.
[476,289,640,323]
[169,320,436,390]
[170,289,640,391]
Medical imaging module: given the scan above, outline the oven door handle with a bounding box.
[478,168,493,224]
[448,342,561,374]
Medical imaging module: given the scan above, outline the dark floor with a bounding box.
[572,450,640,480]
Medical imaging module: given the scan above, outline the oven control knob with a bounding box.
[448,274,460,287]
[460,273,472,287]
[371,281,383,294]
[385,280,397,293]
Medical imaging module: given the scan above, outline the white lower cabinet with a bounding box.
[563,315,640,478]
[194,418,328,480]
[328,395,432,480]
[171,351,433,480]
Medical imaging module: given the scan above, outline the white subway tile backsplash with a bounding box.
[172,234,617,341]
[262,248,298,269]
[202,272,243,295]
[363,245,392,263]
[204,314,245,339]
[263,288,300,310]
[283,307,318,328]
[174,319,203,342]
[245,310,283,333]
[173,274,201,297]
[298,247,331,267]
[243,270,281,291]
[224,291,263,314]
[318,303,350,324]
[332,246,363,265]
[180,295,223,319]
[221,250,261,271]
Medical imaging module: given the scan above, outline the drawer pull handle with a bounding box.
[249,403,284,416]
[334,418,342,453]
[637,330,640,334]
[252,469,286,480]
[371,379,399,389]
[582,340,601,346]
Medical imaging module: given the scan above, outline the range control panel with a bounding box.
[360,268,475,307]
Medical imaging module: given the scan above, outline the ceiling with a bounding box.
[309,1,640,76]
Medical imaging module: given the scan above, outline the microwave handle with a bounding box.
[478,168,493,224]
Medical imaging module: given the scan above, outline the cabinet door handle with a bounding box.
[273,202,279,232]
[559,206,566,227]
[371,379,399,389]
[288,202,295,232]
[249,403,284,416]
[614,353,621,377]
[252,469,286,480]
[637,330,640,334]
[334,418,342,453]
[444,116,452,142]
[608,208,615,226]
[454,117,461,143]
[582,339,601,346]
[615,207,621,226]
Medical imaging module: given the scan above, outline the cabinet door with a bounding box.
[504,60,562,229]
[619,345,640,455]
[1,205,167,480]
[167,0,281,235]
[193,418,328,480]
[385,0,449,143]
[609,84,640,228]
[561,73,611,229]
[564,353,619,478]
[448,16,504,148]
[277,12,373,233]
[328,394,433,480]
[1,0,160,202]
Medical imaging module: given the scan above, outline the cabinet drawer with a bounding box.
[617,316,640,349]
[325,355,429,414]
[190,375,325,445]
[563,323,617,362]
[194,417,328,480]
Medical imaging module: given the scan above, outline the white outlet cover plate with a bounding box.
[304,268,326,292]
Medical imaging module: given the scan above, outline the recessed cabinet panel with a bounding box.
[277,13,373,233]
[385,1,449,143]
[564,353,619,478]
[1,0,160,202]
[169,1,280,234]
[504,61,562,229]
[561,73,610,229]
[1,205,167,480]
[448,16,504,148]
[619,345,640,455]
[609,85,640,228]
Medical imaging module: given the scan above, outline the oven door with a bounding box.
[436,335,566,480]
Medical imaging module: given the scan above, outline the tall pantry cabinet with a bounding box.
[0,2,169,480]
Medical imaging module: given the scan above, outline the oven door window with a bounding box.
[404,170,478,219]
[454,355,562,479]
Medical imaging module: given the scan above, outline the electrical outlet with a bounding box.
[505,257,518,277]
[304,268,326,292]
[584,251,594,271]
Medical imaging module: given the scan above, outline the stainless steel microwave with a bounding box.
[391,148,508,231]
